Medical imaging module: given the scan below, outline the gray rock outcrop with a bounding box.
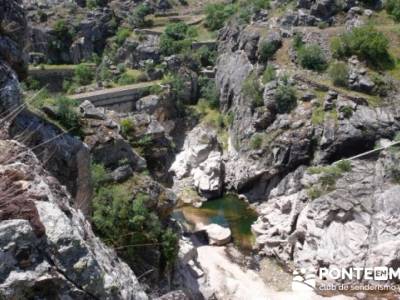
[170,124,224,202]
[0,140,148,299]
[253,150,400,286]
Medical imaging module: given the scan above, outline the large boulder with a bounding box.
[170,124,224,201]
[202,224,232,246]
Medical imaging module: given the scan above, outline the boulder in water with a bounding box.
[202,224,231,246]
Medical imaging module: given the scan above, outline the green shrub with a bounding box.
[117,72,138,85]
[387,0,400,22]
[25,77,41,90]
[86,0,106,7]
[93,188,178,268]
[328,61,348,87]
[32,88,51,108]
[204,0,270,30]
[149,84,163,95]
[74,64,94,85]
[53,20,73,41]
[307,162,352,199]
[250,133,263,149]
[317,21,329,29]
[50,19,74,61]
[336,160,352,172]
[297,44,327,71]
[371,73,390,96]
[56,96,81,131]
[120,118,135,137]
[193,46,217,67]
[237,6,252,24]
[259,40,280,63]
[159,22,197,56]
[292,33,304,50]
[339,105,353,118]
[274,79,297,113]
[330,25,392,68]
[250,0,271,11]
[225,111,235,127]
[91,163,108,190]
[262,65,276,83]
[204,3,236,31]
[97,64,113,82]
[116,27,131,46]
[307,186,323,200]
[390,166,400,183]
[200,78,220,109]
[129,3,152,28]
[161,228,179,269]
[242,73,263,107]
[86,0,99,9]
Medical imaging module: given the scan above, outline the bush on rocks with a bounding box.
[331,25,392,69]
[328,61,348,87]
[259,40,280,63]
[159,22,197,56]
[129,3,152,28]
[297,44,328,71]
[275,78,297,113]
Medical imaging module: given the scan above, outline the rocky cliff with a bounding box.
[0,139,148,299]
[0,1,149,298]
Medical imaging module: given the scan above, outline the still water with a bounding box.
[174,194,258,252]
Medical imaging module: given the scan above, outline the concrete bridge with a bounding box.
[70,80,161,112]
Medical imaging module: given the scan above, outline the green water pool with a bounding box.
[174,194,258,252]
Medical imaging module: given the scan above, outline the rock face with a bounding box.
[215,17,400,203]
[0,140,148,299]
[80,101,147,172]
[24,1,116,64]
[116,35,161,68]
[253,151,400,285]
[170,124,224,202]
[0,0,28,79]
[1,0,92,215]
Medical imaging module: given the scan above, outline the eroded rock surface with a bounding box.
[253,151,400,286]
[0,140,148,299]
[170,124,224,202]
